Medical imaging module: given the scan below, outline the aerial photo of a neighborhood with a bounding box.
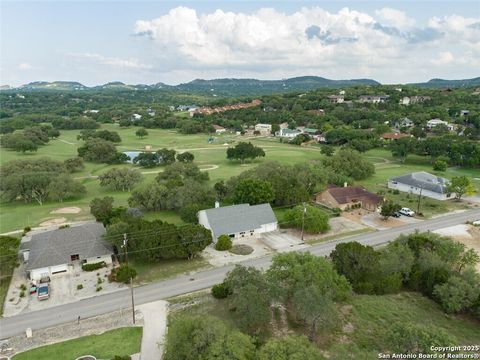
[0,0,479,359]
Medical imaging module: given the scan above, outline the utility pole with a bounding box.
[301,202,306,242]
[417,187,423,214]
[123,233,135,324]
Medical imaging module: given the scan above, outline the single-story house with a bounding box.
[381,132,411,141]
[198,203,278,241]
[394,117,414,128]
[276,128,302,138]
[315,185,383,211]
[327,95,344,103]
[426,119,454,131]
[387,172,452,200]
[254,123,272,135]
[20,222,113,281]
[358,95,389,103]
[212,125,226,134]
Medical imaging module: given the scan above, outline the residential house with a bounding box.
[279,122,289,129]
[399,96,431,105]
[198,203,278,241]
[276,128,302,138]
[20,222,113,281]
[358,95,389,103]
[388,172,452,200]
[212,125,226,134]
[394,117,414,129]
[254,123,272,135]
[132,113,142,121]
[315,185,383,211]
[460,110,470,117]
[426,119,454,131]
[381,132,411,141]
[327,95,344,104]
[147,108,156,117]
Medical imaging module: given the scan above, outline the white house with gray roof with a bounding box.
[387,172,452,201]
[198,203,278,241]
[20,222,113,281]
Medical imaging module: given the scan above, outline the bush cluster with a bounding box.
[82,261,106,272]
[215,234,232,251]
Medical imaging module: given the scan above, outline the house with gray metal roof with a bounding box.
[387,172,452,201]
[21,222,113,280]
[198,203,278,241]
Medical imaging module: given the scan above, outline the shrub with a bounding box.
[77,284,83,290]
[19,290,25,298]
[109,265,137,284]
[97,277,103,284]
[433,159,448,172]
[20,284,27,291]
[211,283,231,299]
[215,234,232,251]
[59,224,70,229]
[112,356,131,360]
[82,261,106,271]
[23,226,31,233]
[96,286,102,292]
[230,244,254,255]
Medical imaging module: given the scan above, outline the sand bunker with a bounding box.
[39,218,67,227]
[50,207,82,214]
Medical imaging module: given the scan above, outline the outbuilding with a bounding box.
[198,203,278,241]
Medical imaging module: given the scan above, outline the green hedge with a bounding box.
[82,261,106,271]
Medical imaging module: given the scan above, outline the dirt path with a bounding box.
[56,138,76,145]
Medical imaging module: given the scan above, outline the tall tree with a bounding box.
[98,168,142,192]
[233,178,275,205]
[135,127,148,139]
[446,176,476,200]
[226,142,265,163]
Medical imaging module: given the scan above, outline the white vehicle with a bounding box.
[399,207,415,217]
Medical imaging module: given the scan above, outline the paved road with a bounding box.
[2,208,479,339]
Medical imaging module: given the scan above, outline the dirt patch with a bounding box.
[39,218,67,227]
[371,217,405,228]
[50,207,82,214]
[434,224,480,272]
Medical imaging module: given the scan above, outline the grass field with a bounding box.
[12,327,142,360]
[170,291,480,357]
[1,125,479,232]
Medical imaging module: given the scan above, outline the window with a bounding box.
[70,254,79,261]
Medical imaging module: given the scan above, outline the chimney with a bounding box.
[344,182,348,188]
[215,201,220,208]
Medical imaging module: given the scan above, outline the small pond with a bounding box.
[123,151,142,163]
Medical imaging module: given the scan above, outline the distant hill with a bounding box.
[176,76,380,95]
[410,77,480,88]
[3,76,479,95]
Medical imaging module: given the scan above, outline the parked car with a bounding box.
[37,284,50,300]
[392,211,401,218]
[399,207,415,217]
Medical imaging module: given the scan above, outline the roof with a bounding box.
[201,203,277,236]
[280,128,301,134]
[24,222,112,270]
[382,133,410,140]
[324,186,383,206]
[390,172,450,194]
[212,125,225,130]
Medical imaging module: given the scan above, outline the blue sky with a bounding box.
[1,1,479,86]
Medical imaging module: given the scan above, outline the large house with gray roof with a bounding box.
[20,222,113,280]
[387,172,452,201]
[198,203,278,241]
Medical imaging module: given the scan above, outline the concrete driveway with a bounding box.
[261,231,309,251]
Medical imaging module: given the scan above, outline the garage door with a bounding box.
[50,264,68,274]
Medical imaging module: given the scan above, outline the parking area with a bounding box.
[261,231,308,251]
[3,262,126,317]
[361,212,423,230]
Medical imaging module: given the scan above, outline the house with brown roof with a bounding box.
[315,185,383,211]
[381,132,411,141]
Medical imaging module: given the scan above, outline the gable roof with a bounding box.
[382,132,410,140]
[23,222,112,270]
[325,186,383,205]
[201,203,277,236]
[390,172,450,194]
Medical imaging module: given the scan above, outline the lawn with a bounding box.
[130,257,211,284]
[169,291,480,358]
[12,327,142,360]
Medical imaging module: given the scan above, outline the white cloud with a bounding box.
[68,53,152,69]
[431,51,454,65]
[375,7,416,28]
[18,62,33,70]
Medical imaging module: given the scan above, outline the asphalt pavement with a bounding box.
[1,208,479,339]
